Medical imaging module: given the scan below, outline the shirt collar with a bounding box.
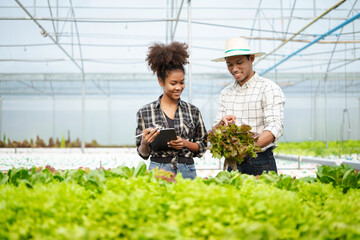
[154,94,185,108]
[233,72,258,88]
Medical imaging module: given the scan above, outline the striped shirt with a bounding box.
[136,95,208,159]
[214,72,286,151]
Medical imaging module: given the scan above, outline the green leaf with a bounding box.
[53,175,64,182]
[109,166,133,178]
[133,161,147,177]
[18,179,33,188]
[9,168,30,186]
[0,171,9,184]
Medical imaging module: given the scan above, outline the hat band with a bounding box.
[225,49,250,54]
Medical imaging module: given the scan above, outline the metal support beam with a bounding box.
[53,97,55,141]
[166,0,169,43]
[260,12,360,76]
[14,0,83,72]
[69,0,87,153]
[249,0,262,43]
[33,0,36,16]
[255,0,345,66]
[81,74,85,151]
[325,78,328,148]
[171,0,185,41]
[108,96,111,145]
[17,80,46,95]
[170,0,174,42]
[0,96,2,142]
[46,0,57,41]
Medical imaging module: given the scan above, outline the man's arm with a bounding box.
[255,130,274,148]
[213,88,228,127]
[263,83,286,142]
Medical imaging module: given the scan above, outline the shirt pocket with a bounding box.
[181,120,195,140]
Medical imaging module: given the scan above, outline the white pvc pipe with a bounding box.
[274,153,360,170]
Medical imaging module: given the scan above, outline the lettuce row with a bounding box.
[1,164,360,239]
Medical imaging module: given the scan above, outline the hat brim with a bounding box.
[211,51,265,62]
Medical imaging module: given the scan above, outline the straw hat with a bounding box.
[211,37,265,62]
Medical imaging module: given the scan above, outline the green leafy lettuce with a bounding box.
[207,123,262,164]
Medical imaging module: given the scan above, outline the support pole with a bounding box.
[108,96,111,146]
[314,95,317,141]
[53,97,55,142]
[69,0,86,152]
[81,74,85,152]
[166,0,169,44]
[170,0,174,41]
[325,79,328,148]
[187,0,192,103]
[33,0,36,16]
[0,96,2,141]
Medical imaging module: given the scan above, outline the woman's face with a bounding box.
[159,69,185,100]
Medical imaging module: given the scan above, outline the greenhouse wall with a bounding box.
[1,94,359,145]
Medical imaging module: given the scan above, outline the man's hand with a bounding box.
[220,115,236,126]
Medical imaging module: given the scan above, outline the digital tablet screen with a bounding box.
[150,128,177,151]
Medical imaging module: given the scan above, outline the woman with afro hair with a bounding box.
[135,42,207,179]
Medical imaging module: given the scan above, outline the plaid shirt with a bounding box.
[136,95,208,159]
[214,72,286,151]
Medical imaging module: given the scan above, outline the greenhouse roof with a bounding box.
[0,0,359,97]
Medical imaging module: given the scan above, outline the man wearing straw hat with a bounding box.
[212,37,285,176]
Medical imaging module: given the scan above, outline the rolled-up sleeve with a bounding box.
[135,110,149,160]
[263,83,286,142]
[213,88,228,127]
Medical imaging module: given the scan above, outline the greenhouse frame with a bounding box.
[1,0,359,148]
[1,1,360,239]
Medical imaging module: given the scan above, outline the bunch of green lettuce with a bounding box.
[207,123,261,164]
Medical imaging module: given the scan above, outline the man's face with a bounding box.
[226,55,255,85]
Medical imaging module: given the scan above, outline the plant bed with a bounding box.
[1,163,360,239]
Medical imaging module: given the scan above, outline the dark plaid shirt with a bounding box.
[136,95,208,159]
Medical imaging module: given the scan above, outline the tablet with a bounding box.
[150,128,177,151]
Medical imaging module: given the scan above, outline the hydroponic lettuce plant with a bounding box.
[207,124,261,165]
